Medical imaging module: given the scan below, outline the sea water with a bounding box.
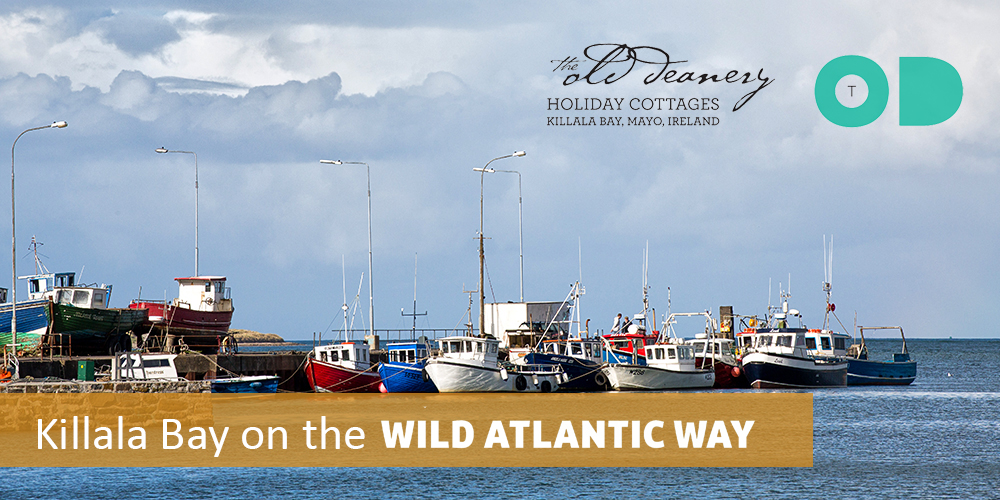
[4,339,998,499]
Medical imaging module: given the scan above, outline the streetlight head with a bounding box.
[513,150,526,157]
[51,121,68,128]
[320,159,343,165]
[155,147,168,154]
[473,167,495,173]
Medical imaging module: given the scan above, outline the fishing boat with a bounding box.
[129,276,234,353]
[305,342,380,393]
[845,326,917,385]
[737,290,848,388]
[0,298,51,353]
[664,311,748,388]
[424,336,563,392]
[112,352,279,392]
[522,337,607,391]
[601,339,716,390]
[377,341,437,393]
[19,251,147,355]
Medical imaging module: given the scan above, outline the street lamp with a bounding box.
[473,150,525,337]
[154,148,199,277]
[474,167,524,302]
[10,121,67,350]
[320,159,375,347]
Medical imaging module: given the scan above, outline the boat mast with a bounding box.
[401,253,427,333]
[823,235,834,330]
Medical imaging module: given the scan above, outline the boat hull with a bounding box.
[378,361,438,393]
[129,301,233,353]
[49,303,149,355]
[305,357,380,393]
[211,375,280,393]
[741,352,848,388]
[602,364,715,391]
[847,358,917,386]
[0,299,51,351]
[424,359,561,393]
[696,357,750,389]
[522,352,607,391]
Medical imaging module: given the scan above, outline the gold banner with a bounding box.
[0,392,812,467]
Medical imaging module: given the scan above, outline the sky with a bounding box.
[0,1,997,340]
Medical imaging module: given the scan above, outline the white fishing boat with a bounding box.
[602,339,715,390]
[423,336,563,392]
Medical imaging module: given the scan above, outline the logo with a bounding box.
[815,56,962,126]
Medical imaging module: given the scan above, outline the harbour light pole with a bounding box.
[320,159,375,347]
[476,167,524,302]
[10,121,67,350]
[155,148,199,277]
[473,150,525,337]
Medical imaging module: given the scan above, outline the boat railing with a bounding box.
[326,329,478,345]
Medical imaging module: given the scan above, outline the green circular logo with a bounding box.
[815,56,889,127]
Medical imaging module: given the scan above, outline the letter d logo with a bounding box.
[899,57,963,126]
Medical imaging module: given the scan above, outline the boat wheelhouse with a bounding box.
[424,336,563,393]
[305,342,380,393]
[378,341,437,393]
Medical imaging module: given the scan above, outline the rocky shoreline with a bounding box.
[229,329,285,343]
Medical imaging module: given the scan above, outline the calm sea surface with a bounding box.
[4,339,999,499]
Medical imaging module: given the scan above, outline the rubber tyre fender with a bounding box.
[593,372,608,388]
[540,380,552,393]
[515,375,528,391]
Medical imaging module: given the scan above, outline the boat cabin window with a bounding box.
[489,343,497,354]
[821,337,831,350]
[834,338,845,350]
[418,348,427,359]
[29,279,42,294]
[666,347,676,360]
[805,337,817,349]
[776,335,793,348]
[93,291,105,305]
[691,341,706,355]
[570,343,583,356]
[328,351,339,362]
[72,290,90,307]
[759,335,772,347]
[678,346,692,360]
[342,349,350,361]
[205,282,212,292]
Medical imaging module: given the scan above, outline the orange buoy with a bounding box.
[731,366,741,378]
[378,382,388,393]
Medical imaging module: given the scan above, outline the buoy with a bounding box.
[378,382,388,393]
[731,366,741,378]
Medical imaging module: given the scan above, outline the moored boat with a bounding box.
[424,336,563,393]
[737,290,848,389]
[378,341,437,393]
[305,342,380,393]
[602,339,716,390]
[521,338,608,391]
[845,326,917,385]
[210,375,280,393]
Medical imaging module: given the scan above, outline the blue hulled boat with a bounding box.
[0,298,52,351]
[378,342,437,393]
[211,375,280,393]
[846,326,916,385]
[522,338,608,391]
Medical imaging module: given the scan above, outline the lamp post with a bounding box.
[473,150,525,337]
[320,159,374,347]
[10,121,67,350]
[154,148,199,277]
[476,167,524,302]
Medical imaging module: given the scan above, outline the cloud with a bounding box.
[88,10,181,57]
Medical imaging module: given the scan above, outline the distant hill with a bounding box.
[229,329,285,343]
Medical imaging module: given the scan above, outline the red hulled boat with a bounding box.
[305,342,380,393]
[130,276,234,353]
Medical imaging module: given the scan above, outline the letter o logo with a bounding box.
[815,55,889,127]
